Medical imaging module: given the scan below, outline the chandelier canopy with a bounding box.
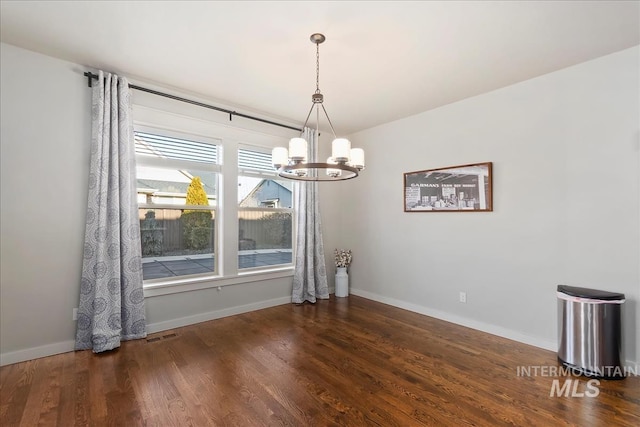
[272,33,365,181]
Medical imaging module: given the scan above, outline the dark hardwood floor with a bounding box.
[1,296,638,426]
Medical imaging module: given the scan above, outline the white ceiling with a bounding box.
[1,1,638,134]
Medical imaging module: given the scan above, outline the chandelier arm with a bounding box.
[320,104,338,139]
[300,103,316,133]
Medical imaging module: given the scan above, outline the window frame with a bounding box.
[131,106,297,297]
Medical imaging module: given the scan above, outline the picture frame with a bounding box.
[404,162,493,212]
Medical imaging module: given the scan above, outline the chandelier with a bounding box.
[272,33,365,181]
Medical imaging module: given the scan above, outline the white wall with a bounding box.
[1,43,91,363]
[0,43,296,365]
[337,46,640,366]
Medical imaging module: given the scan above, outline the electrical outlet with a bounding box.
[73,308,78,320]
[459,292,467,303]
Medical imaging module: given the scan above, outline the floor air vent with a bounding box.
[146,332,178,343]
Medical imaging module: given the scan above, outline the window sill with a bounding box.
[143,266,294,298]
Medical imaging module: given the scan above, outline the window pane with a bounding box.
[136,131,219,281]
[239,210,292,269]
[140,208,216,280]
[137,166,217,207]
[238,177,293,208]
[237,148,295,270]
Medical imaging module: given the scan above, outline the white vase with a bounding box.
[335,267,349,297]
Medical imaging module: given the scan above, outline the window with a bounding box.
[135,130,220,281]
[238,148,294,270]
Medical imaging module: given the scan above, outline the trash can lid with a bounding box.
[557,285,625,300]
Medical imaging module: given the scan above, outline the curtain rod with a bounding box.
[83,72,302,132]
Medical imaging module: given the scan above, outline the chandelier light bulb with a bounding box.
[289,137,308,162]
[272,146,289,168]
[326,157,342,177]
[332,138,351,163]
[349,148,365,170]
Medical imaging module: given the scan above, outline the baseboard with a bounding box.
[1,296,291,367]
[0,340,76,367]
[146,295,291,334]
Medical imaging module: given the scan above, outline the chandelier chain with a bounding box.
[315,42,321,94]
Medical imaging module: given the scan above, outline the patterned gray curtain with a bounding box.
[292,127,329,303]
[75,70,146,352]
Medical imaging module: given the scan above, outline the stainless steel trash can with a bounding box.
[557,285,625,379]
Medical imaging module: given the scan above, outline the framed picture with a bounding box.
[404,162,493,212]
